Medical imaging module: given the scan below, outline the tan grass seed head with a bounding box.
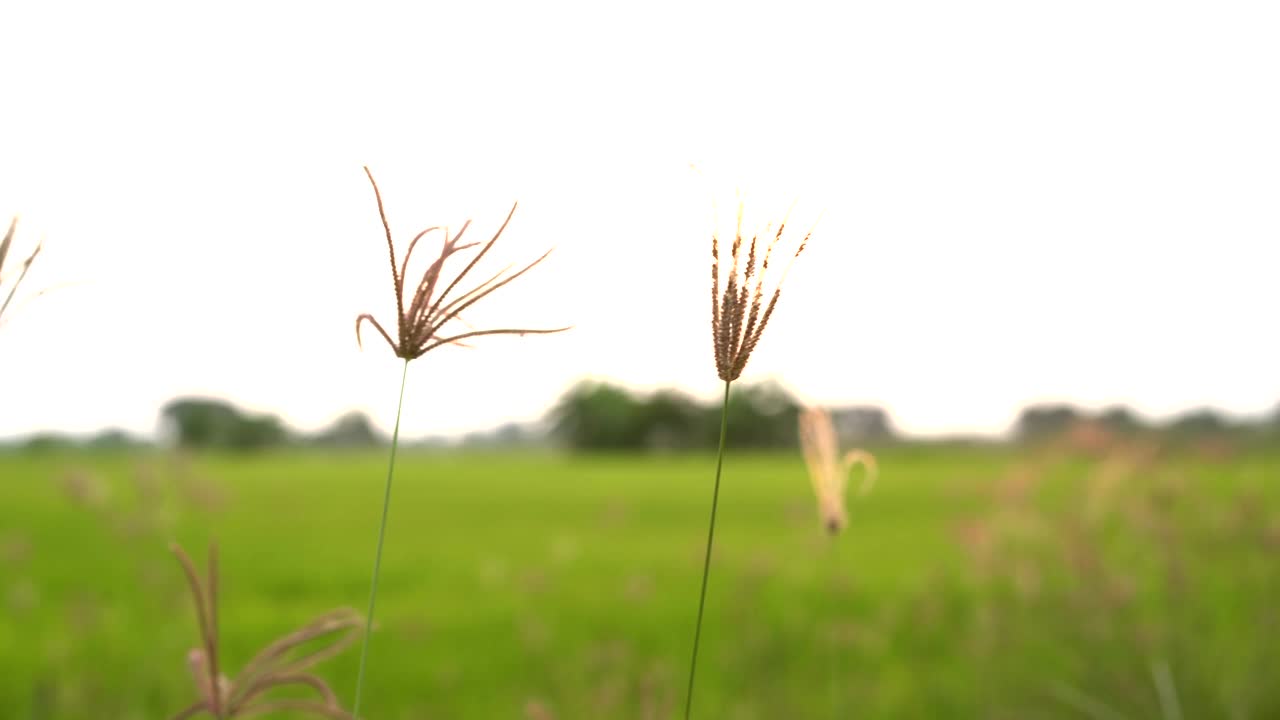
[710,204,810,382]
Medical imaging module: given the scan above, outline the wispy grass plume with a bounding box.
[0,216,42,326]
[168,542,362,719]
[684,201,810,719]
[797,405,879,716]
[798,406,878,535]
[351,167,568,718]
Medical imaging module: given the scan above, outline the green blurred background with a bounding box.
[3,383,1278,719]
[5,1,1280,716]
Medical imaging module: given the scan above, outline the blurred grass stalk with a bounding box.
[0,216,42,325]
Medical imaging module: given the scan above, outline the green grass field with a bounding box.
[2,445,1277,719]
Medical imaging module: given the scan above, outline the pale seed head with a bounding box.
[0,216,43,327]
[798,406,878,535]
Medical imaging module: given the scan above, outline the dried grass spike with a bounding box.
[709,205,811,382]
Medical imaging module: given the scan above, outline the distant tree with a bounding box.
[716,380,801,449]
[1165,408,1231,437]
[160,397,291,451]
[549,379,804,451]
[460,422,538,449]
[20,433,77,453]
[638,389,703,451]
[161,398,242,448]
[312,411,382,448]
[492,422,529,445]
[230,414,289,450]
[87,428,149,450]
[830,406,897,444]
[1014,404,1083,442]
[1097,405,1145,434]
[547,381,646,450]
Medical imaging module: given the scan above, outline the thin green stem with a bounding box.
[684,380,732,720]
[352,358,410,719]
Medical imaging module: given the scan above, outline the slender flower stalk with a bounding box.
[684,380,730,719]
[351,167,568,717]
[684,202,810,719]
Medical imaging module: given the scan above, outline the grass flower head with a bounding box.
[711,204,810,381]
[355,167,569,360]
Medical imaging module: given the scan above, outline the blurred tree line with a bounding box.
[545,380,898,451]
[159,399,290,450]
[150,382,897,452]
[6,391,1278,455]
[548,380,814,451]
[1014,401,1280,450]
[157,399,381,451]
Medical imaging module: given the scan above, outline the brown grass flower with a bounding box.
[798,406,879,535]
[355,167,569,360]
[710,204,809,382]
[0,216,42,325]
[169,543,362,720]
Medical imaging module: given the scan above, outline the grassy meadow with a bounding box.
[1,443,1278,719]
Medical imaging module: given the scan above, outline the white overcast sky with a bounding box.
[1,1,1277,440]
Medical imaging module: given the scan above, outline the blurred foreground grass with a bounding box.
[1,445,1277,718]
